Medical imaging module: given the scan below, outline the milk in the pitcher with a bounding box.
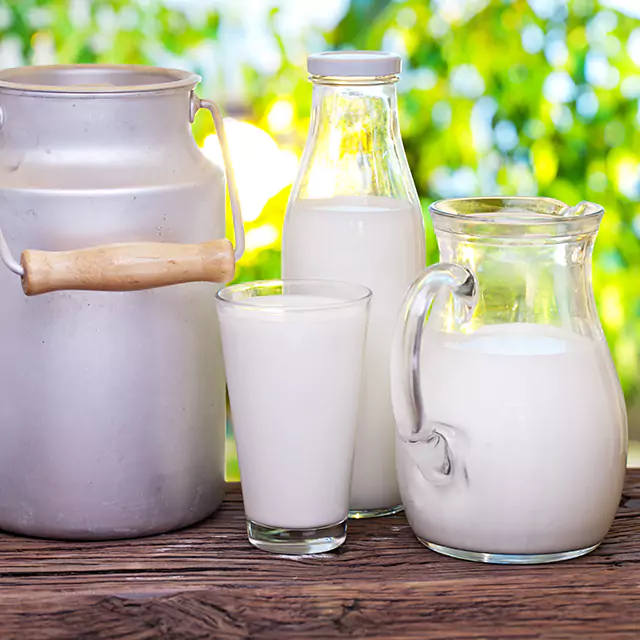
[218,295,368,529]
[283,195,425,511]
[398,323,627,554]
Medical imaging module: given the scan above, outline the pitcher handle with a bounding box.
[192,94,245,261]
[391,263,477,484]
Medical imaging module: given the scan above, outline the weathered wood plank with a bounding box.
[0,577,639,639]
[0,471,636,638]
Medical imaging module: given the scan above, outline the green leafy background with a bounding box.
[1,0,639,473]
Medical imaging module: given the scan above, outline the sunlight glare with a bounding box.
[203,119,298,222]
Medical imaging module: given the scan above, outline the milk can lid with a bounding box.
[307,51,402,77]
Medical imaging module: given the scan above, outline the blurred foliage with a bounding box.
[1,0,640,418]
[0,0,219,64]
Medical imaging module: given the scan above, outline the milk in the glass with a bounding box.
[283,195,425,511]
[218,294,368,529]
[398,323,627,554]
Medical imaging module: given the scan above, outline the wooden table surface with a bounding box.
[0,470,638,639]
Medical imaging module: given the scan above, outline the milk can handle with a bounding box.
[193,95,245,261]
[0,94,245,295]
[391,263,477,484]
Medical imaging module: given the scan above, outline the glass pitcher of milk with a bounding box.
[392,197,627,564]
[283,51,426,518]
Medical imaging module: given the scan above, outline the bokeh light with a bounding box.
[202,119,298,223]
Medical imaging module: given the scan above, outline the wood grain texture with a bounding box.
[21,238,235,295]
[0,470,637,639]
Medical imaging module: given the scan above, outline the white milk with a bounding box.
[218,294,368,529]
[283,195,425,511]
[398,323,627,555]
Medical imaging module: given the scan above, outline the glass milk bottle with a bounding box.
[282,51,425,518]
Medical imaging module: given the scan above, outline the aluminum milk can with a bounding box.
[0,64,244,539]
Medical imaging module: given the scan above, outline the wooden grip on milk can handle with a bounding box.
[21,239,235,296]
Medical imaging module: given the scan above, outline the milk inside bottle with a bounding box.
[283,52,425,517]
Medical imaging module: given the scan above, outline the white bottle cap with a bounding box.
[307,51,402,77]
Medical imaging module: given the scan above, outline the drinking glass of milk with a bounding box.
[216,280,370,554]
[392,197,627,564]
[283,51,426,519]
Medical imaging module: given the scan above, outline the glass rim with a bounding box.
[429,196,604,225]
[216,278,372,312]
